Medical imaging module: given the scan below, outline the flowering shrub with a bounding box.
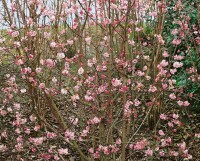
[0,0,200,160]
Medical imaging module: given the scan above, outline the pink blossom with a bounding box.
[71,94,80,102]
[0,145,7,152]
[169,93,176,100]
[195,133,200,138]
[58,148,69,155]
[46,132,57,139]
[160,114,167,120]
[67,40,74,45]
[159,150,165,156]
[173,114,179,119]
[168,122,174,127]
[50,42,57,47]
[158,130,165,136]
[178,142,186,151]
[39,83,45,89]
[112,78,122,87]
[44,32,51,39]
[34,125,40,131]
[134,139,149,150]
[12,31,19,37]
[170,68,177,74]
[30,115,36,122]
[116,138,121,145]
[183,101,190,107]
[172,39,181,45]
[145,149,153,156]
[14,103,21,110]
[177,100,183,106]
[56,52,65,60]
[170,151,179,156]
[85,37,91,45]
[69,116,78,125]
[173,62,183,68]
[27,30,37,37]
[88,148,94,153]
[171,28,178,35]
[65,130,75,141]
[29,137,45,146]
[89,116,101,124]
[134,99,141,106]
[162,51,169,57]
[61,88,67,95]
[36,67,42,73]
[148,85,157,93]
[78,67,84,75]
[45,59,55,68]
[160,60,168,67]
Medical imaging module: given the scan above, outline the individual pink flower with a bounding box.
[103,52,109,58]
[171,28,178,35]
[12,31,19,37]
[69,116,78,125]
[111,3,118,9]
[65,130,75,142]
[159,150,165,156]
[50,42,57,47]
[0,145,7,152]
[177,100,183,106]
[44,32,51,39]
[78,67,84,75]
[158,130,165,136]
[170,151,179,156]
[159,60,168,67]
[169,93,176,100]
[88,148,94,153]
[195,133,200,138]
[178,142,186,151]
[134,139,149,150]
[172,39,181,45]
[67,40,74,45]
[47,132,57,139]
[54,155,60,160]
[183,101,190,107]
[162,51,169,57]
[170,68,177,74]
[173,62,183,68]
[93,151,100,159]
[134,99,141,106]
[52,77,57,83]
[58,148,69,155]
[160,114,167,120]
[148,85,157,93]
[61,88,67,95]
[14,103,21,110]
[20,88,26,93]
[34,125,40,131]
[30,115,36,122]
[116,138,121,145]
[173,113,179,119]
[39,83,45,89]
[85,37,91,45]
[27,30,37,37]
[56,52,65,60]
[90,116,101,124]
[71,94,80,102]
[145,149,153,156]
[112,78,122,87]
[36,67,42,73]
[168,122,174,127]
[45,59,55,68]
